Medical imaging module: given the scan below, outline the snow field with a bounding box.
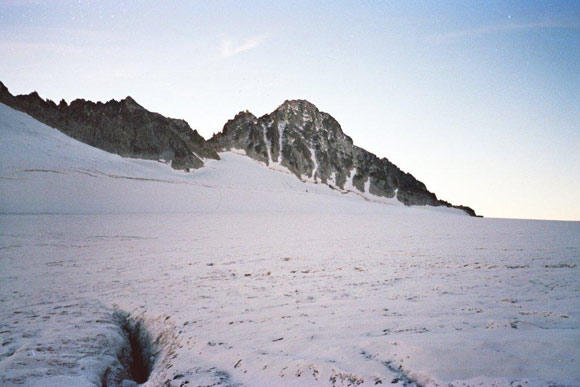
[0,103,579,386]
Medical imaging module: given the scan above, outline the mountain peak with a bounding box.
[121,96,142,109]
[0,81,8,95]
[276,99,320,114]
[232,110,257,122]
[211,99,477,216]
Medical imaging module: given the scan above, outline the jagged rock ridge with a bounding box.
[209,99,476,216]
[0,82,218,170]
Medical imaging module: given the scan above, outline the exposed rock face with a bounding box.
[0,82,218,170]
[210,99,477,216]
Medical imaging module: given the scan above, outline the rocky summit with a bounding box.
[0,82,218,170]
[210,99,476,216]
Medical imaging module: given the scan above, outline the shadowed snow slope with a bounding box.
[0,103,579,387]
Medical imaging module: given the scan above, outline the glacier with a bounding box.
[0,103,579,386]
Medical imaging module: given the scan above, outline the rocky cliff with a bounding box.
[209,100,477,216]
[0,82,218,170]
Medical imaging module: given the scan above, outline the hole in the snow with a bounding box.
[123,318,153,383]
[104,311,157,386]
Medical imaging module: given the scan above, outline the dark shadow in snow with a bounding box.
[102,311,157,387]
[123,317,154,383]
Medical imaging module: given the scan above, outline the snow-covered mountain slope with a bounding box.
[0,81,218,171]
[0,80,476,215]
[209,100,476,215]
[1,103,579,387]
[0,102,463,216]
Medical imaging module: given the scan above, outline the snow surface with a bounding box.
[0,103,579,386]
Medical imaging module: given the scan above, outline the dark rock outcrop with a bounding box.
[0,81,218,170]
[209,99,477,216]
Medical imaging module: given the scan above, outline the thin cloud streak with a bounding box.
[220,35,267,57]
[428,20,580,43]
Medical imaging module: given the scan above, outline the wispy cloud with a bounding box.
[220,35,267,58]
[428,20,580,43]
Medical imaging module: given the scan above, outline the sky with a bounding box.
[1,0,579,221]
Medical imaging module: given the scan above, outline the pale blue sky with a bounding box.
[1,1,579,220]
